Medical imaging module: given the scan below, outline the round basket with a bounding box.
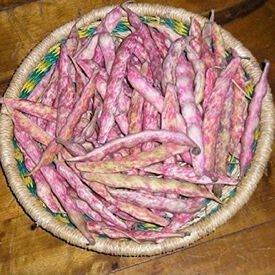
[0,3,274,256]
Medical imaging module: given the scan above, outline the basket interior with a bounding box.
[13,15,259,234]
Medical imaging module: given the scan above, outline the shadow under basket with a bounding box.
[0,3,274,256]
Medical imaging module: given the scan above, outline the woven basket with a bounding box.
[0,3,274,256]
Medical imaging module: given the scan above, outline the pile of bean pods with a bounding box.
[2,4,270,244]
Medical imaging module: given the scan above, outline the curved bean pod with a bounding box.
[82,173,220,202]
[240,61,270,176]
[67,130,199,162]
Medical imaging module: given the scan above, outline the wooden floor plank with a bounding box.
[0,82,9,96]
[0,168,25,223]
[0,214,145,275]
[112,220,275,275]
[0,0,267,83]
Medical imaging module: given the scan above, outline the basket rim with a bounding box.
[0,3,274,256]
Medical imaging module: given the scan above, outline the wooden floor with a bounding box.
[0,0,275,274]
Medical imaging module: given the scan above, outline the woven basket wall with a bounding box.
[0,3,274,256]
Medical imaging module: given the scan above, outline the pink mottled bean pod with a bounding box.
[67,188,102,222]
[38,72,59,129]
[162,37,188,91]
[82,108,101,141]
[141,63,159,152]
[144,163,238,185]
[82,173,220,202]
[83,180,168,226]
[202,11,214,50]
[152,24,181,42]
[75,34,98,60]
[76,6,121,62]
[10,109,53,146]
[215,85,234,175]
[115,113,129,135]
[203,68,218,110]
[122,4,163,86]
[76,59,100,79]
[149,27,169,58]
[142,101,159,152]
[67,130,199,162]
[0,98,57,121]
[162,83,180,132]
[162,83,180,164]
[70,56,89,95]
[186,44,206,104]
[127,65,164,112]
[46,121,57,138]
[105,203,138,223]
[189,17,202,56]
[56,77,76,135]
[133,42,149,63]
[15,130,94,243]
[162,198,205,233]
[65,23,79,56]
[96,6,123,33]
[203,57,240,174]
[176,55,204,176]
[162,213,193,233]
[56,139,87,156]
[201,41,216,70]
[231,59,248,157]
[95,69,131,121]
[76,143,190,173]
[98,34,138,143]
[24,153,62,213]
[59,73,98,141]
[56,45,70,94]
[32,73,98,172]
[93,45,105,67]
[127,65,187,138]
[240,61,270,176]
[128,87,144,155]
[108,188,203,213]
[55,160,127,229]
[98,33,115,74]
[212,23,226,66]
[73,111,92,140]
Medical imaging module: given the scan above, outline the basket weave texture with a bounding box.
[0,3,274,256]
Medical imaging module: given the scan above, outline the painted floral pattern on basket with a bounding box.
[13,16,259,233]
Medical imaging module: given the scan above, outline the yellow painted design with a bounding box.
[49,44,61,55]
[22,175,33,188]
[254,127,261,140]
[55,214,69,224]
[142,223,159,229]
[174,21,189,35]
[145,16,161,24]
[121,18,130,26]
[223,197,231,204]
[37,60,50,72]
[22,80,36,93]
[245,83,254,97]
[14,148,24,162]
[78,29,88,38]
[41,201,47,208]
